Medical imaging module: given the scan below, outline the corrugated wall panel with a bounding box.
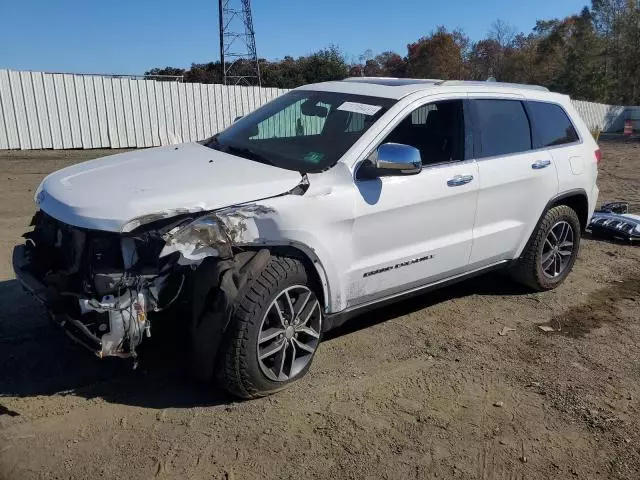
[20,71,42,149]
[53,74,73,148]
[10,70,30,149]
[83,76,99,148]
[136,80,153,148]
[147,80,161,146]
[1,69,20,149]
[0,99,7,150]
[93,77,110,148]
[572,99,626,133]
[185,83,197,142]
[192,83,203,140]
[177,83,189,143]
[73,75,91,148]
[43,74,62,149]
[211,84,222,135]
[4,68,638,150]
[129,80,144,148]
[0,80,8,150]
[201,83,211,138]
[120,79,136,148]
[111,78,128,148]
[102,78,119,148]
[32,72,53,149]
[63,74,82,148]
[168,82,181,143]
[216,83,229,131]
[154,81,167,146]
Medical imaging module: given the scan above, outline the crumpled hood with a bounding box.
[36,142,302,232]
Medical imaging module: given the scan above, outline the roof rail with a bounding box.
[438,80,549,92]
[343,77,443,82]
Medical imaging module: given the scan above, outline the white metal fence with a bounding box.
[571,99,627,133]
[0,69,286,150]
[0,68,635,150]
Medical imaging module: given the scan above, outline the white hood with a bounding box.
[36,143,302,232]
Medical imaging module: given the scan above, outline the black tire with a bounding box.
[216,256,322,399]
[511,205,581,291]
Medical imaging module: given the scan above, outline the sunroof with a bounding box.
[342,78,440,87]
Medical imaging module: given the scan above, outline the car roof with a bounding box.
[297,77,553,100]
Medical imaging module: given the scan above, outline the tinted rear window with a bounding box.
[472,100,532,158]
[527,101,579,148]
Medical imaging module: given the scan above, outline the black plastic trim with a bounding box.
[323,260,511,332]
[516,189,590,260]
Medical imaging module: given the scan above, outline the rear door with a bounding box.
[525,100,588,197]
[468,97,559,265]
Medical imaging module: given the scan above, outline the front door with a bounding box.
[347,99,479,307]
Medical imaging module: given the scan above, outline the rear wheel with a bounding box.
[511,205,581,291]
[217,256,322,399]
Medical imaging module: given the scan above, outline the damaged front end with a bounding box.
[12,211,187,361]
[13,203,269,365]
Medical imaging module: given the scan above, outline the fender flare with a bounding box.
[516,188,589,258]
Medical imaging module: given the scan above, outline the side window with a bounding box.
[252,100,330,139]
[381,100,465,165]
[527,101,579,148]
[472,99,532,158]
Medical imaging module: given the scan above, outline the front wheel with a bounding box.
[511,205,581,291]
[217,256,323,399]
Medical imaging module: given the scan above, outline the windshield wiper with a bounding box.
[224,144,275,167]
[204,135,222,150]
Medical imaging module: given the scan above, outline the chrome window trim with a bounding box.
[472,139,584,163]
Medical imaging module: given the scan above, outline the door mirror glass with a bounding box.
[358,143,422,179]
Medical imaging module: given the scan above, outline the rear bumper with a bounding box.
[12,245,103,355]
[588,183,600,223]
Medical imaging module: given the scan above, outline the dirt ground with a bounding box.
[1,141,639,480]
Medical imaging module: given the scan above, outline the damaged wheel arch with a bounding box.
[188,247,327,385]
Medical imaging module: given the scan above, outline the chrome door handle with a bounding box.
[447,174,474,187]
[532,160,551,169]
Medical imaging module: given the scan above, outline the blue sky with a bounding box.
[1,0,588,74]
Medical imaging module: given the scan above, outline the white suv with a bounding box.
[13,78,600,398]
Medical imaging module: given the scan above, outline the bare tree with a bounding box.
[489,19,517,48]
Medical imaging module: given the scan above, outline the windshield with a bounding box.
[204,90,396,173]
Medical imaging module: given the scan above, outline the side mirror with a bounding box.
[357,143,422,179]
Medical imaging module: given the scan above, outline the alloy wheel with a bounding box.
[256,285,322,382]
[541,220,574,278]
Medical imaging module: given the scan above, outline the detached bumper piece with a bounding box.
[588,202,640,243]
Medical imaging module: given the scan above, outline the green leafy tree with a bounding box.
[406,27,470,79]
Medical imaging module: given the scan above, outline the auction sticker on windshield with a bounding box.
[337,102,382,116]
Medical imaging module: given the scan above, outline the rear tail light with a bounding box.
[595,148,602,164]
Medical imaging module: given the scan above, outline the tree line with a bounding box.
[146,0,640,105]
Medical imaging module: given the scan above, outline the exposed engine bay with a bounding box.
[13,206,275,366]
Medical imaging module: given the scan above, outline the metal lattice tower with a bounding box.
[219,0,261,86]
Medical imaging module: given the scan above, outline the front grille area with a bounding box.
[24,211,124,297]
[26,211,85,275]
[25,211,170,299]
